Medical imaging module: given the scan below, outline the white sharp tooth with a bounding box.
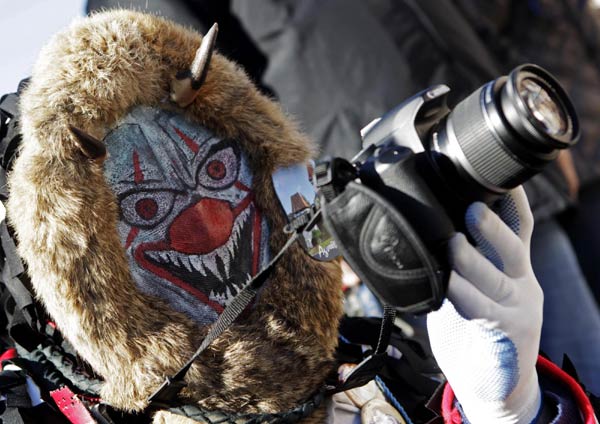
[168,252,180,266]
[203,254,221,281]
[159,252,170,263]
[224,261,231,280]
[211,290,221,302]
[191,256,206,275]
[239,207,248,223]
[219,248,231,278]
[183,256,193,272]
[227,238,236,257]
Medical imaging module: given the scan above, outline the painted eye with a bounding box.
[120,190,175,228]
[198,146,239,190]
[135,198,158,220]
[206,160,226,180]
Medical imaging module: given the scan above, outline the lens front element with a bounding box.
[432,64,580,194]
[519,78,568,137]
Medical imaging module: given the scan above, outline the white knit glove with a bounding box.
[427,187,543,424]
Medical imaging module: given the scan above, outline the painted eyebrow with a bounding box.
[116,185,185,202]
[114,176,186,195]
[199,139,239,163]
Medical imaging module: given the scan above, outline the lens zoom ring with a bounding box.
[450,89,531,189]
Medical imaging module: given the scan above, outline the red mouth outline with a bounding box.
[132,183,263,314]
[134,238,227,313]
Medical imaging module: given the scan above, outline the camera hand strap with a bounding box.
[319,178,444,314]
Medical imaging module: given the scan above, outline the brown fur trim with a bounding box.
[7,10,342,421]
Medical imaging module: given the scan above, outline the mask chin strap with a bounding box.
[145,208,319,410]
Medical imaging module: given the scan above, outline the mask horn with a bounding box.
[170,23,219,108]
[69,126,107,162]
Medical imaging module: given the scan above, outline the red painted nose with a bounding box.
[169,199,233,254]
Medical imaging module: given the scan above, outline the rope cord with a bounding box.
[375,375,414,424]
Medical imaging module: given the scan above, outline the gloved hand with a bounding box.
[427,187,543,424]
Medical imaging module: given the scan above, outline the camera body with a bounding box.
[319,64,579,313]
[359,84,457,251]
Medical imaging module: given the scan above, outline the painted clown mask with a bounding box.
[103,106,270,325]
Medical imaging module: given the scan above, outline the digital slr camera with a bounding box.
[317,64,580,314]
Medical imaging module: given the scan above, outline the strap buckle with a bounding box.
[146,377,188,409]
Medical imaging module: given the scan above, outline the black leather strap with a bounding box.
[321,181,444,313]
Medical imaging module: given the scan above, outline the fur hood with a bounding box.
[7,10,342,422]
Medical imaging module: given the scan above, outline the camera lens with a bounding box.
[433,64,579,194]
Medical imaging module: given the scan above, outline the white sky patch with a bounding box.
[0,0,84,94]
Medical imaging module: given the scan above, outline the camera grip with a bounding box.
[321,181,445,313]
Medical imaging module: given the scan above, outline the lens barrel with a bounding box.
[434,64,579,194]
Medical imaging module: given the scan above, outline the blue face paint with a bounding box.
[103,106,270,326]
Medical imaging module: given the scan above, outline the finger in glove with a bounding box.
[449,233,511,304]
[465,202,529,278]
